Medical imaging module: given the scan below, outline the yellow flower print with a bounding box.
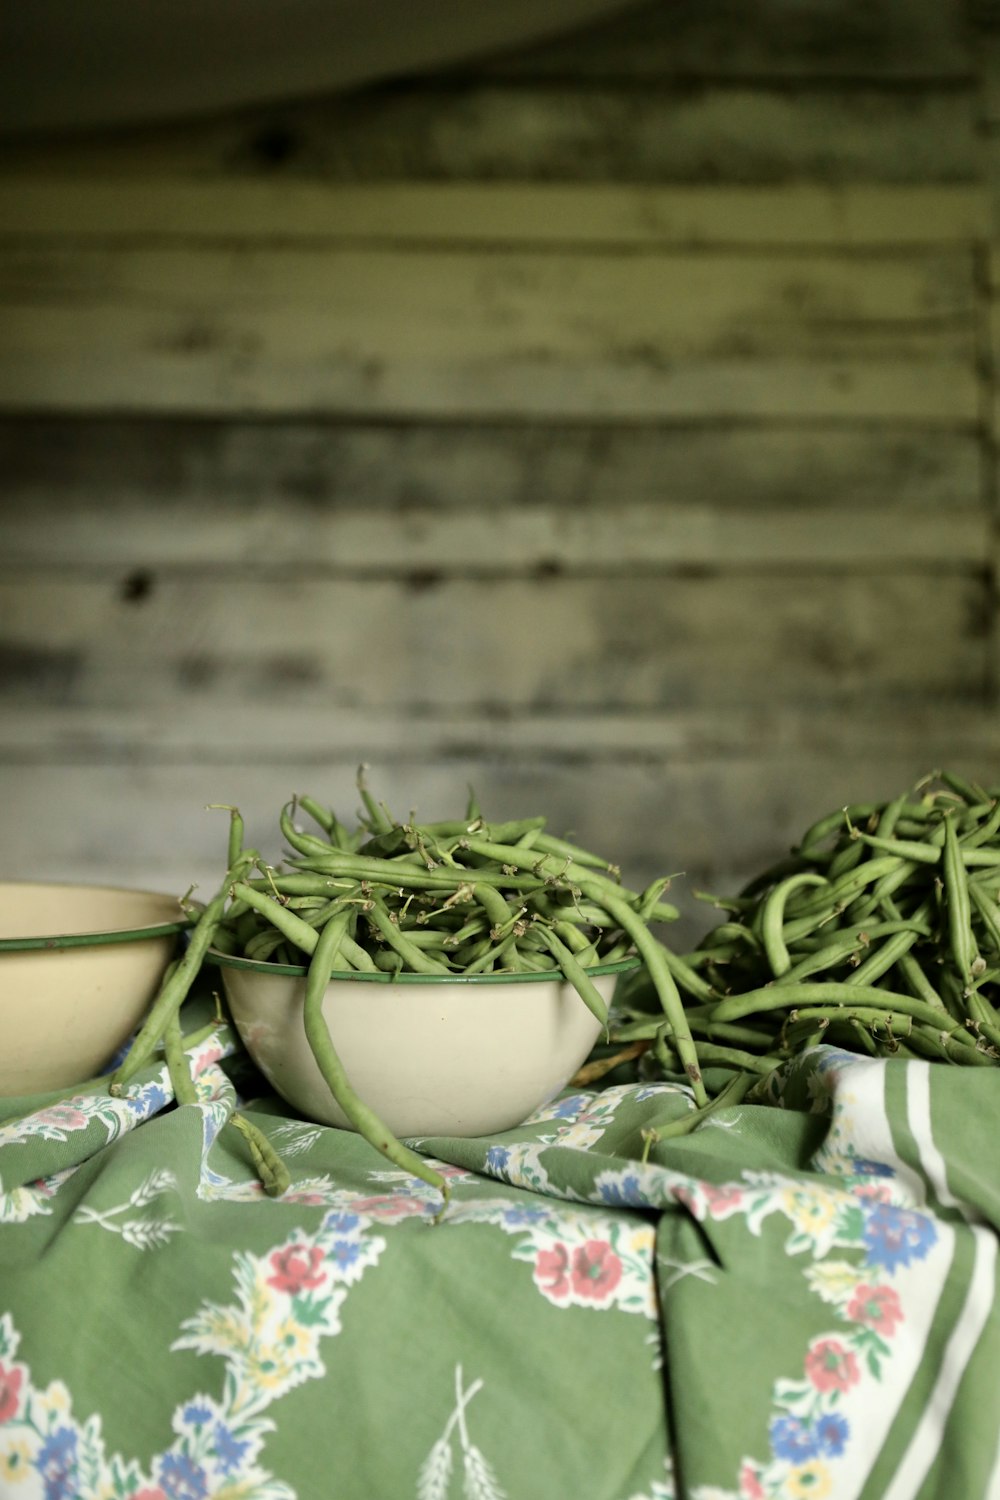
[781,1185,836,1240]
[0,1439,33,1484]
[273,1317,315,1364]
[805,1260,863,1304]
[787,1459,832,1498]
[244,1354,289,1394]
[42,1379,71,1413]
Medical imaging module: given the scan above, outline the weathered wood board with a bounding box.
[0,246,978,418]
[0,421,987,569]
[0,181,985,248]
[0,569,987,711]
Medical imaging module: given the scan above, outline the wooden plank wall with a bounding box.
[0,0,997,939]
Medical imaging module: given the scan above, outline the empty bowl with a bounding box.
[0,881,192,1097]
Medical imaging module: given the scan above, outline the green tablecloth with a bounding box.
[1,996,998,1500]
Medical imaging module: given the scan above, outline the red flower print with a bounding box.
[740,1462,766,1500]
[703,1184,743,1216]
[805,1338,860,1393]
[534,1243,572,1302]
[267,1244,326,1295]
[847,1283,904,1337]
[0,1361,23,1424]
[854,1181,893,1205]
[570,1240,623,1302]
[132,1490,168,1500]
[39,1104,88,1131]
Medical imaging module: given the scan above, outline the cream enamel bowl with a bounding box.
[209,951,638,1138]
[0,881,192,1097]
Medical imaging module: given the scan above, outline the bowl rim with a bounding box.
[205,947,642,985]
[0,880,196,952]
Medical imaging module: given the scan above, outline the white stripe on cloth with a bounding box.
[882,1226,997,1500]
[905,1061,961,1212]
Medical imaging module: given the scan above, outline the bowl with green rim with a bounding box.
[1,881,193,1097]
[207,950,639,1138]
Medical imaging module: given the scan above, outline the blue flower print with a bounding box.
[35,1426,78,1500]
[550,1094,588,1120]
[848,1157,894,1179]
[157,1451,209,1500]
[485,1146,511,1173]
[816,1412,849,1457]
[129,1081,169,1117]
[330,1238,363,1271]
[598,1173,650,1208]
[181,1401,213,1428]
[323,1211,361,1235]
[500,1205,548,1229]
[863,1203,937,1273]
[214,1423,252,1475]
[769,1415,817,1463]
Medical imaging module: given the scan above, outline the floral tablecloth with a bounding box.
[1,991,998,1500]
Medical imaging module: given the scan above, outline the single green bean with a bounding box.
[229,1112,291,1197]
[762,873,828,977]
[356,765,394,834]
[163,1012,199,1105]
[110,852,255,1091]
[708,982,978,1041]
[535,926,610,1033]
[943,814,976,982]
[578,881,707,1104]
[640,1072,756,1159]
[302,913,448,1204]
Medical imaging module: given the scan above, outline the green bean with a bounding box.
[939,770,991,806]
[163,1006,198,1106]
[287,851,549,894]
[848,919,925,988]
[797,804,880,858]
[701,922,761,953]
[459,837,643,907]
[535,927,609,1033]
[280,801,336,860]
[969,879,1000,956]
[640,1072,755,1159]
[230,882,322,956]
[207,804,246,871]
[362,897,451,975]
[762,873,828,977]
[943,814,976,983]
[110,852,255,1092]
[826,838,866,881]
[302,912,447,1205]
[229,1112,291,1197]
[789,856,904,921]
[710,982,979,1043]
[356,765,394,834]
[579,882,706,1104]
[652,1031,776,1075]
[531,831,620,874]
[961,799,1000,850]
[851,832,943,865]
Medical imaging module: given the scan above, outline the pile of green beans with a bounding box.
[109,771,701,1205]
[612,772,1000,1102]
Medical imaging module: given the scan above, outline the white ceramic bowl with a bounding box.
[210,952,637,1138]
[0,881,191,1097]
